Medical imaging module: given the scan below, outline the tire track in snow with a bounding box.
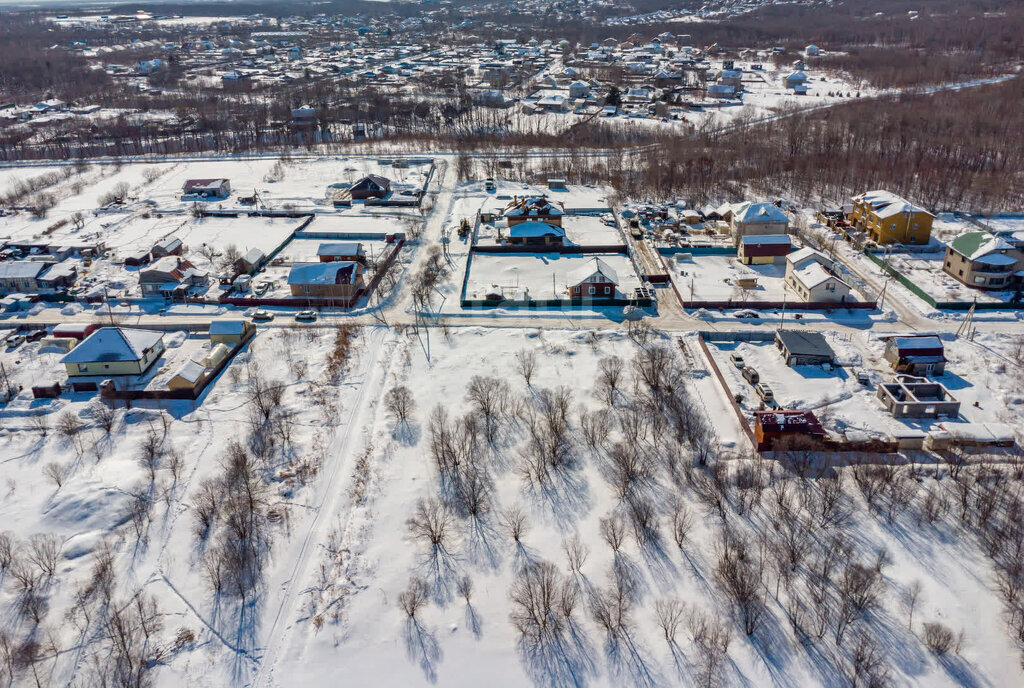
[250,325,393,688]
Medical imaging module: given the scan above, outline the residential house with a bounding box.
[754,410,826,451]
[138,257,208,298]
[349,175,391,200]
[181,178,231,200]
[707,83,735,99]
[317,242,366,264]
[783,71,807,90]
[805,44,822,57]
[234,248,266,275]
[568,81,590,99]
[850,190,933,245]
[784,247,851,302]
[151,236,183,259]
[209,320,255,347]
[37,260,78,290]
[775,330,836,366]
[737,235,791,265]
[504,196,565,227]
[730,202,789,245]
[942,231,1023,290]
[61,327,165,377]
[567,257,618,299]
[884,336,946,376]
[507,221,566,247]
[287,262,365,299]
[0,261,49,293]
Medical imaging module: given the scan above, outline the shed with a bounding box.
[209,320,255,347]
[884,335,946,376]
[774,330,836,366]
[167,360,208,391]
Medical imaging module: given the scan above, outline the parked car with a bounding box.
[25,330,47,342]
[253,281,271,296]
[729,353,745,369]
[855,370,871,385]
[484,179,496,192]
[252,309,274,322]
[733,309,760,319]
[5,334,25,349]
[294,310,317,322]
[742,367,760,384]
[755,382,774,402]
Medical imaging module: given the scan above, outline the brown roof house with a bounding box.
[287,262,364,299]
[567,257,618,299]
[349,175,391,200]
[754,410,826,451]
[503,195,565,227]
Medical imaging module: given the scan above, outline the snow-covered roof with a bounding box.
[0,261,47,279]
[741,234,792,245]
[568,257,618,287]
[504,196,565,218]
[786,246,830,267]
[317,242,364,257]
[854,190,932,219]
[209,320,247,335]
[793,261,845,291]
[892,335,943,351]
[170,359,207,384]
[733,202,788,225]
[949,231,1015,261]
[287,262,360,285]
[508,221,566,238]
[62,327,164,364]
[242,248,265,264]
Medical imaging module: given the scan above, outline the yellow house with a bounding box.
[167,360,208,391]
[61,328,166,377]
[850,190,933,245]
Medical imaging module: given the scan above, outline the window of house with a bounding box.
[945,262,951,268]
[991,278,1004,285]
[305,286,311,294]
[588,286,595,295]
[958,270,963,276]
[974,276,985,284]
[604,286,611,295]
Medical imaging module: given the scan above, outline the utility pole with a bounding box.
[779,293,786,331]
[878,276,891,311]
[103,287,115,326]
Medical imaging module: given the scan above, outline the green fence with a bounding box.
[863,250,1024,310]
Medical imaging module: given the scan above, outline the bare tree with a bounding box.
[515,349,537,387]
[689,608,731,688]
[655,598,686,644]
[903,579,923,630]
[0,532,13,574]
[923,622,956,656]
[502,505,530,544]
[399,577,429,619]
[671,501,694,550]
[599,512,627,553]
[408,496,453,547]
[26,533,61,580]
[385,385,416,427]
[834,563,883,644]
[43,462,69,489]
[563,535,590,575]
[715,533,765,636]
[598,355,623,406]
[510,560,571,643]
[845,630,891,688]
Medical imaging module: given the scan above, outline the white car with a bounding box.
[729,353,745,369]
[252,309,274,322]
[294,310,318,322]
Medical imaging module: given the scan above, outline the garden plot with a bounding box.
[465,252,642,301]
[930,213,981,243]
[174,214,301,257]
[705,332,1024,442]
[303,212,416,236]
[880,249,1020,304]
[276,238,394,265]
[474,214,622,247]
[482,180,613,214]
[670,255,790,302]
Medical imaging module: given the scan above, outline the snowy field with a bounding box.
[464,253,642,301]
[877,250,1020,304]
[672,255,791,302]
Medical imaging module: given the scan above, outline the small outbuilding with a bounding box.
[775,330,836,367]
[209,320,255,347]
[884,335,946,376]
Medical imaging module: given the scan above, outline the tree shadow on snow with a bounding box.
[404,617,442,683]
[604,629,662,688]
[517,621,599,688]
